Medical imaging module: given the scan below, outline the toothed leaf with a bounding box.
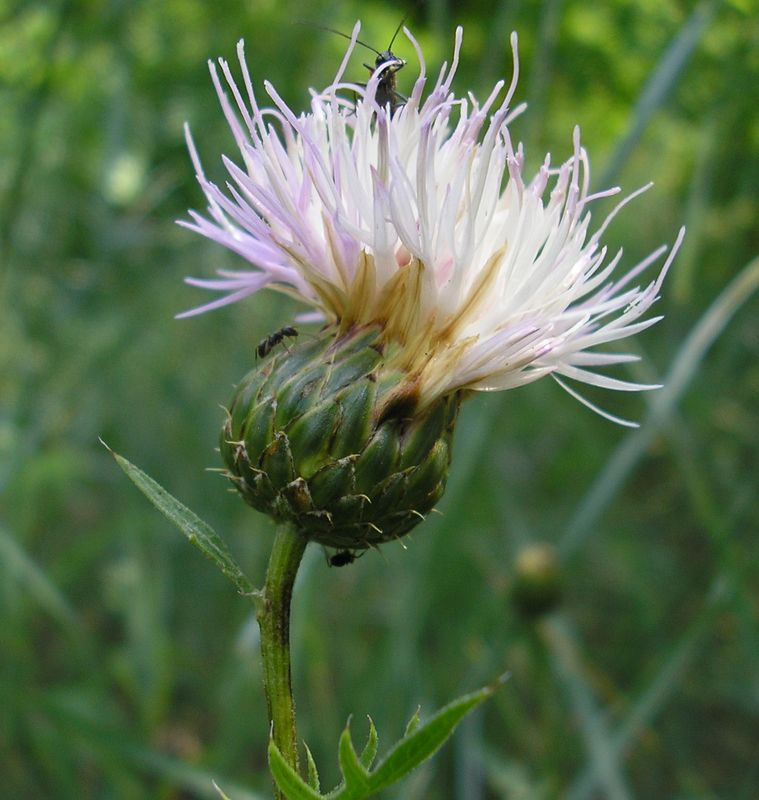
[304,743,321,792]
[106,445,255,596]
[359,717,379,769]
[338,724,371,790]
[268,738,322,800]
[324,678,505,799]
[404,706,421,737]
[367,683,498,793]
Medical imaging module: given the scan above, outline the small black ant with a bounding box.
[329,549,363,567]
[320,17,408,114]
[256,326,298,359]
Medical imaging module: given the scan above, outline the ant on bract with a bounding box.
[256,326,298,359]
[319,16,409,114]
[328,549,367,567]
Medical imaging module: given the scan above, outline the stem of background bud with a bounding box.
[258,522,308,794]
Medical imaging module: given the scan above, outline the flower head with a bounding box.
[180,24,683,425]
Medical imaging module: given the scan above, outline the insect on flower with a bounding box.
[319,16,407,113]
[329,549,362,567]
[256,326,298,359]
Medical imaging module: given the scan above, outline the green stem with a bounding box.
[258,523,308,795]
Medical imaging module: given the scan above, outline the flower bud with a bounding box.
[221,326,460,548]
[510,543,562,617]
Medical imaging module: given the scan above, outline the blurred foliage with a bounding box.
[1,0,758,798]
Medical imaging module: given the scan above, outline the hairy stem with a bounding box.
[258,523,308,795]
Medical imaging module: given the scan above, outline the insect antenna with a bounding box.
[386,14,409,51]
[307,23,382,56]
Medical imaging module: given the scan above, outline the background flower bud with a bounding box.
[511,542,563,617]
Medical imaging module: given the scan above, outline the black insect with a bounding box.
[321,17,408,114]
[256,326,298,359]
[329,549,360,567]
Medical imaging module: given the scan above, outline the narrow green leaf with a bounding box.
[268,738,323,800]
[338,724,371,789]
[103,443,255,596]
[304,742,321,791]
[367,679,503,792]
[404,706,421,737]
[359,717,378,770]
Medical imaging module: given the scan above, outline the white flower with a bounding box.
[179,24,683,425]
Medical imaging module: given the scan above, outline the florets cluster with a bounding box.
[181,24,682,425]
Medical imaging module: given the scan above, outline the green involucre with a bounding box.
[221,326,460,548]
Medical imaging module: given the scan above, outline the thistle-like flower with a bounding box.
[180,25,683,549]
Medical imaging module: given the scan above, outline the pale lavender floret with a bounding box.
[178,24,684,423]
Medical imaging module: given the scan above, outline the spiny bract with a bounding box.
[221,327,460,547]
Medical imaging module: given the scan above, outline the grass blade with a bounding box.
[542,618,632,800]
[599,0,718,188]
[0,523,78,627]
[561,254,759,557]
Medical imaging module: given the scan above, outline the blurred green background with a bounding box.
[2,0,758,797]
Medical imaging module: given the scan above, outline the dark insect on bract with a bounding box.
[256,326,298,359]
[321,16,408,114]
[329,549,359,567]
